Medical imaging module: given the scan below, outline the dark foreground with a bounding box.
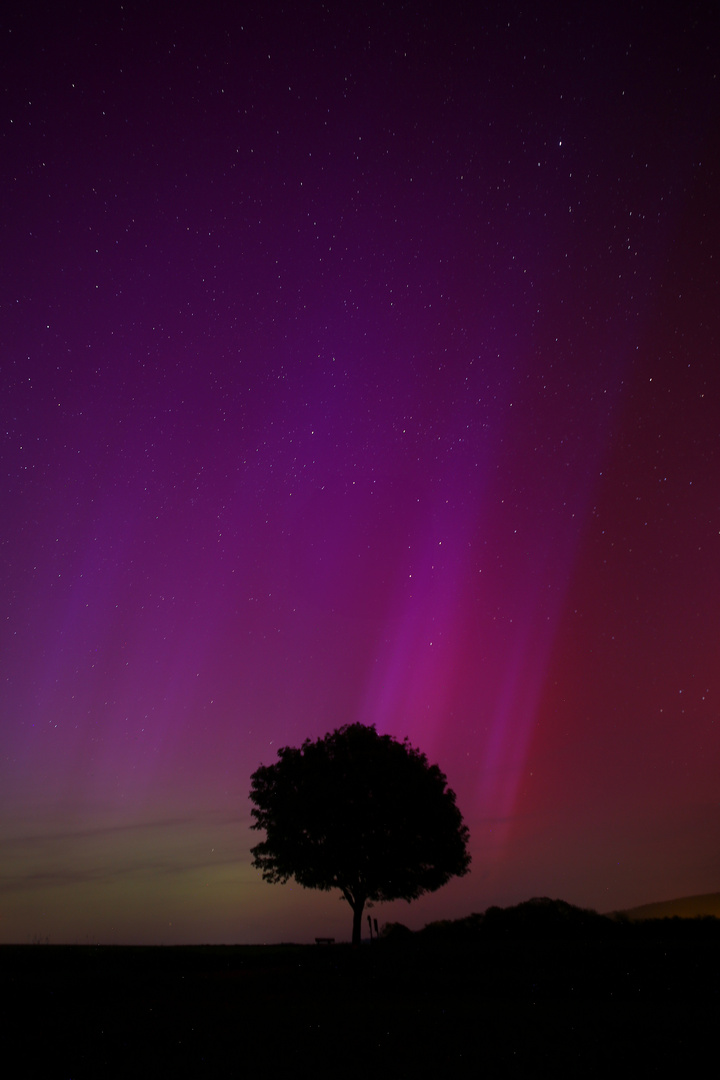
[5,920,718,1076]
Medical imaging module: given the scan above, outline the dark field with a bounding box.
[5,921,718,1077]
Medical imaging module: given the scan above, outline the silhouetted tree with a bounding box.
[249,723,471,945]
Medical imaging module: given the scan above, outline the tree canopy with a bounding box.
[249,722,470,944]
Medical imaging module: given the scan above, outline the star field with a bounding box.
[1,1,719,943]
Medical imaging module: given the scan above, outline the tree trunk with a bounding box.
[351,899,365,946]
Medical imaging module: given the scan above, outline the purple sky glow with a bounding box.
[1,1,719,943]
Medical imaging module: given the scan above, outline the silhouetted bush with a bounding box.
[420,912,485,939]
[379,921,414,942]
[481,897,614,939]
[418,898,615,941]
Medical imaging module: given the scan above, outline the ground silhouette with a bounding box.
[6,899,719,1076]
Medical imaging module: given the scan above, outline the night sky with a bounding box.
[2,1,719,944]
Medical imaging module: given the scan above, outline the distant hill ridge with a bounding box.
[388,893,720,941]
[614,892,720,921]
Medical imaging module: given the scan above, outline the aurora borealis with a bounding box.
[1,1,719,943]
